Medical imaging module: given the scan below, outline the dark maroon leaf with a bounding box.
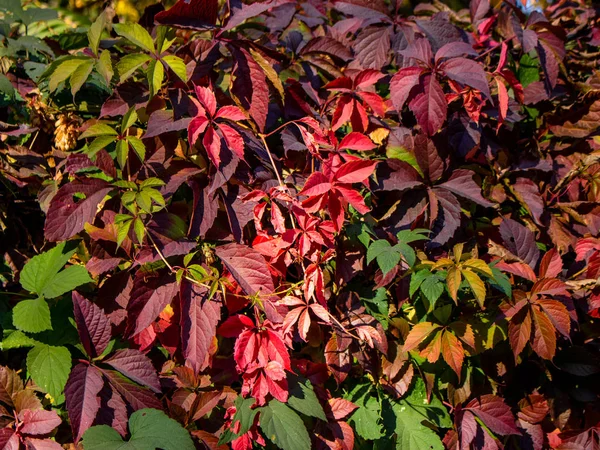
[72,292,112,358]
[352,26,392,69]
[499,218,540,268]
[215,243,275,297]
[465,394,521,436]
[180,281,222,375]
[100,369,162,411]
[126,270,179,337]
[143,110,192,139]
[104,349,161,393]
[408,74,447,136]
[154,0,219,30]
[439,169,494,207]
[44,179,113,242]
[64,364,104,442]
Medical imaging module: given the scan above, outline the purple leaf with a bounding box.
[352,26,392,69]
[215,243,275,297]
[230,46,270,132]
[143,110,192,139]
[180,281,222,375]
[94,382,128,436]
[466,394,521,436]
[222,0,293,31]
[64,363,104,442]
[72,292,112,358]
[22,438,63,450]
[408,74,447,136]
[44,179,113,242]
[435,42,477,62]
[499,218,540,268]
[440,57,491,98]
[100,369,162,411]
[104,349,161,393]
[413,133,445,183]
[370,160,423,192]
[300,36,352,61]
[126,270,179,337]
[512,178,544,225]
[431,188,462,245]
[439,169,494,207]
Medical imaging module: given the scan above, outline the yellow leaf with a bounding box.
[462,269,486,308]
[463,258,493,277]
[369,127,389,145]
[446,266,461,302]
[453,243,464,262]
[432,258,454,270]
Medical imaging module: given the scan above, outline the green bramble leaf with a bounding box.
[81,408,195,450]
[26,343,71,399]
[260,400,311,450]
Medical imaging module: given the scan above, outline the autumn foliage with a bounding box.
[1,0,600,449]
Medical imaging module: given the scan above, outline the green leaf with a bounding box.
[113,23,155,54]
[397,228,429,244]
[260,400,311,450]
[79,123,118,139]
[392,403,444,450]
[96,50,113,86]
[116,139,129,169]
[20,241,79,296]
[85,135,116,157]
[12,298,52,333]
[162,55,187,82]
[396,242,416,267]
[410,269,431,298]
[518,53,540,89]
[27,344,71,399]
[121,106,138,131]
[47,57,88,92]
[367,240,400,275]
[116,53,152,82]
[69,57,94,96]
[126,136,145,162]
[349,390,383,440]
[400,378,452,429]
[287,374,327,421]
[147,59,164,98]
[1,330,40,350]
[420,276,444,305]
[133,218,145,244]
[82,408,195,450]
[87,11,106,56]
[140,178,165,189]
[0,74,15,98]
[42,265,92,299]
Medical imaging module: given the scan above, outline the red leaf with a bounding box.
[531,307,556,360]
[531,278,569,297]
[495,261,538,283]
[104,349,161,393]
[126,271,179,337]
[18,409,61,436]
[154,0,218,30]
[203,125,222,167]
[352,26,392,69]
[508,307,532,361]
[328,398,358,421]
[215,105,246,121]
[354,69,385,89]
[537,300,570,337]
[338,132,376,151]
[334,160,377,184]
[299,172,332,196]
[22,438,63,450]
[72,292,112,359]
[408,74,447,136]
[496,77,509,129]
[44,179,113,242]
[390,67,422,113]
[215,243,275,297]
[0,430,18,450]
[403,322,441,352]
[518,394,549,424]
[324,333,351,384]
[331,95,354,131]
[538,249,563,279]
[64,363,104,442]
[217,314,255,338]
[180,281,222,374]
[441,331,464,380]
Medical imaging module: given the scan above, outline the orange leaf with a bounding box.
[441,330,464,380]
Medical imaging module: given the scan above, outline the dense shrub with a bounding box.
[1,0,600,448]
